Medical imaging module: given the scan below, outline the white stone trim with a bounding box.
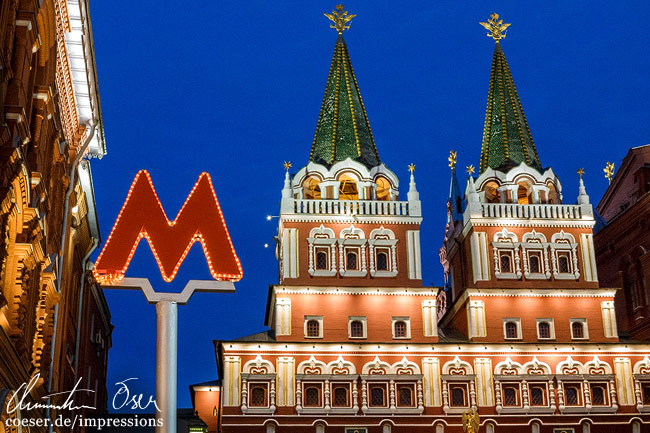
[391,316,411,339]
[348,316,367,339]
[304,316,324,339]
[421,300,438,337]
[536,318,556,340]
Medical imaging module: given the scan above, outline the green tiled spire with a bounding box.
[309,34,380,168]
[479,42,541,174]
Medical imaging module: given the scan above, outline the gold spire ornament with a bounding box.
[466,165,475,175]
[408,163,416,173]
[448,150,458,170]
[577,168,585,179]
[324,5,356,34]
[284,161,292,171]
[604,161,615,184]
[480,13,511,42]
[462,409,480,433]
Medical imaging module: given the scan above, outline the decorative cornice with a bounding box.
[273,285,438,297]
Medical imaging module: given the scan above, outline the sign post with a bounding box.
[93,171,243,433]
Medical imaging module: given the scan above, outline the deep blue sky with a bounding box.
[88,1,650,410]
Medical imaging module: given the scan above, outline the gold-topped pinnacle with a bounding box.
[480,13,511,42]
[408,163,416,174]
[448,150,457,170]
[604,161,615,184]
[324,5,356,34]
[466,165,475,175]
[577,168,585,179]
[283,161,292,171]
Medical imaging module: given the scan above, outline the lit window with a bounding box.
[303,176,321,199]
[538,322,551,339]
[316,250,328,270]
[564,385,581,406]
[450,386,467,407]
[591,385,607,406]
[350,320,364,338]
[376,252,388,271]
[503,386,518,406]
[375,176,392,201]
[397,385,414,407]
[338,175,359,200]
[505,321,519,339]
[394,321,407,338]
[571,321,585,339]
[304,385,321,407]
[333,385,349,407]
[249,385,267,407]
[530,386,545,406]
[307,320,320,338]
[346,251,358,270]
[370,386,386,407]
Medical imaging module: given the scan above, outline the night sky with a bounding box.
[88,1,650,410]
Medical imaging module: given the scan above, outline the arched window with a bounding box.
[394,321,407,338]
[558,253,570,273]
[346,251,358,270]
[303,176,322,199]
[376,252,388,271]
[500,254,512,273]
[307,320,320,338]
[538,322,551,339]
[338,174,359,200]
[571,322,584,339]
[316,251,328,270]
[503,386,518,406]
[350,320,364,338]
[333,386,349,407]
[505,321,518,339]
[484,181,501,203]
[529,254,541,273]
[398,386,413,407]
[591,385,606,405]
[304,386,321,407]
[530,386,545,406]
[547,183,558,204]
[370,386,386,406]
[564,385,580,405]
[517,182,532,205]
[375,176,392,201]
[249,385,267,407]
[450,386,466,407]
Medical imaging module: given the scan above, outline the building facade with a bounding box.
[594,145,650,341]
[0,0,111,431]
[209,9,650,433]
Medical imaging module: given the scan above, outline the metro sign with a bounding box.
[93,170,242,284]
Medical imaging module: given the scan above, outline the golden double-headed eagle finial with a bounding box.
[324,5,356,34]
[604,161,615,184]
[448,150,457,171]
[462,409,480,433]
[480,13,511,42]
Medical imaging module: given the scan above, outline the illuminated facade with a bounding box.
[206,9,650,433]
[0,0,110,431]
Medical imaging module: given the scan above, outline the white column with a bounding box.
[156,301,177,433]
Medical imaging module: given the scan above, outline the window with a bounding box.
[500,252,513,273]
[332,385,349,407]
[503,319,521,340]
[350,320,364,338]
[346,251,358,270]
[249,384,267,407]
[316,250,328,270]
[338,175,359,200]
[450,386,467,407]
[538,322,551,339]
[503,386,519,406]
[370,386,386,407]
[570,320,587,340]
[303,176,321,199]
[643,385,650,405]
[529,252,541,273]
[304,385,322,407]
[305,316,323,338]
[375,176,392,201]
[558,252,571,273]
[564,384,581,406]
[376,252,388,271]
[590,385,607,406]
[394,321,407,338]
[530,386,546,406]
[397,385,414,407]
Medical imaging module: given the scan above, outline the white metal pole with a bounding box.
[156,300,178,433]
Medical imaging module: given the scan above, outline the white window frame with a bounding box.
[308,226,337,277]
[536,318,555,340]
[392,316,411,339]
[492,229,521,279]
[569,318,589,340]
[368,227,398,277]
[348,316,367,339]
[550,231,580,280]
[503,318,522,340]
[521,231,550,280]
[304,315,324,339]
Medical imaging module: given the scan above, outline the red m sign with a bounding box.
[93,170,242,284]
